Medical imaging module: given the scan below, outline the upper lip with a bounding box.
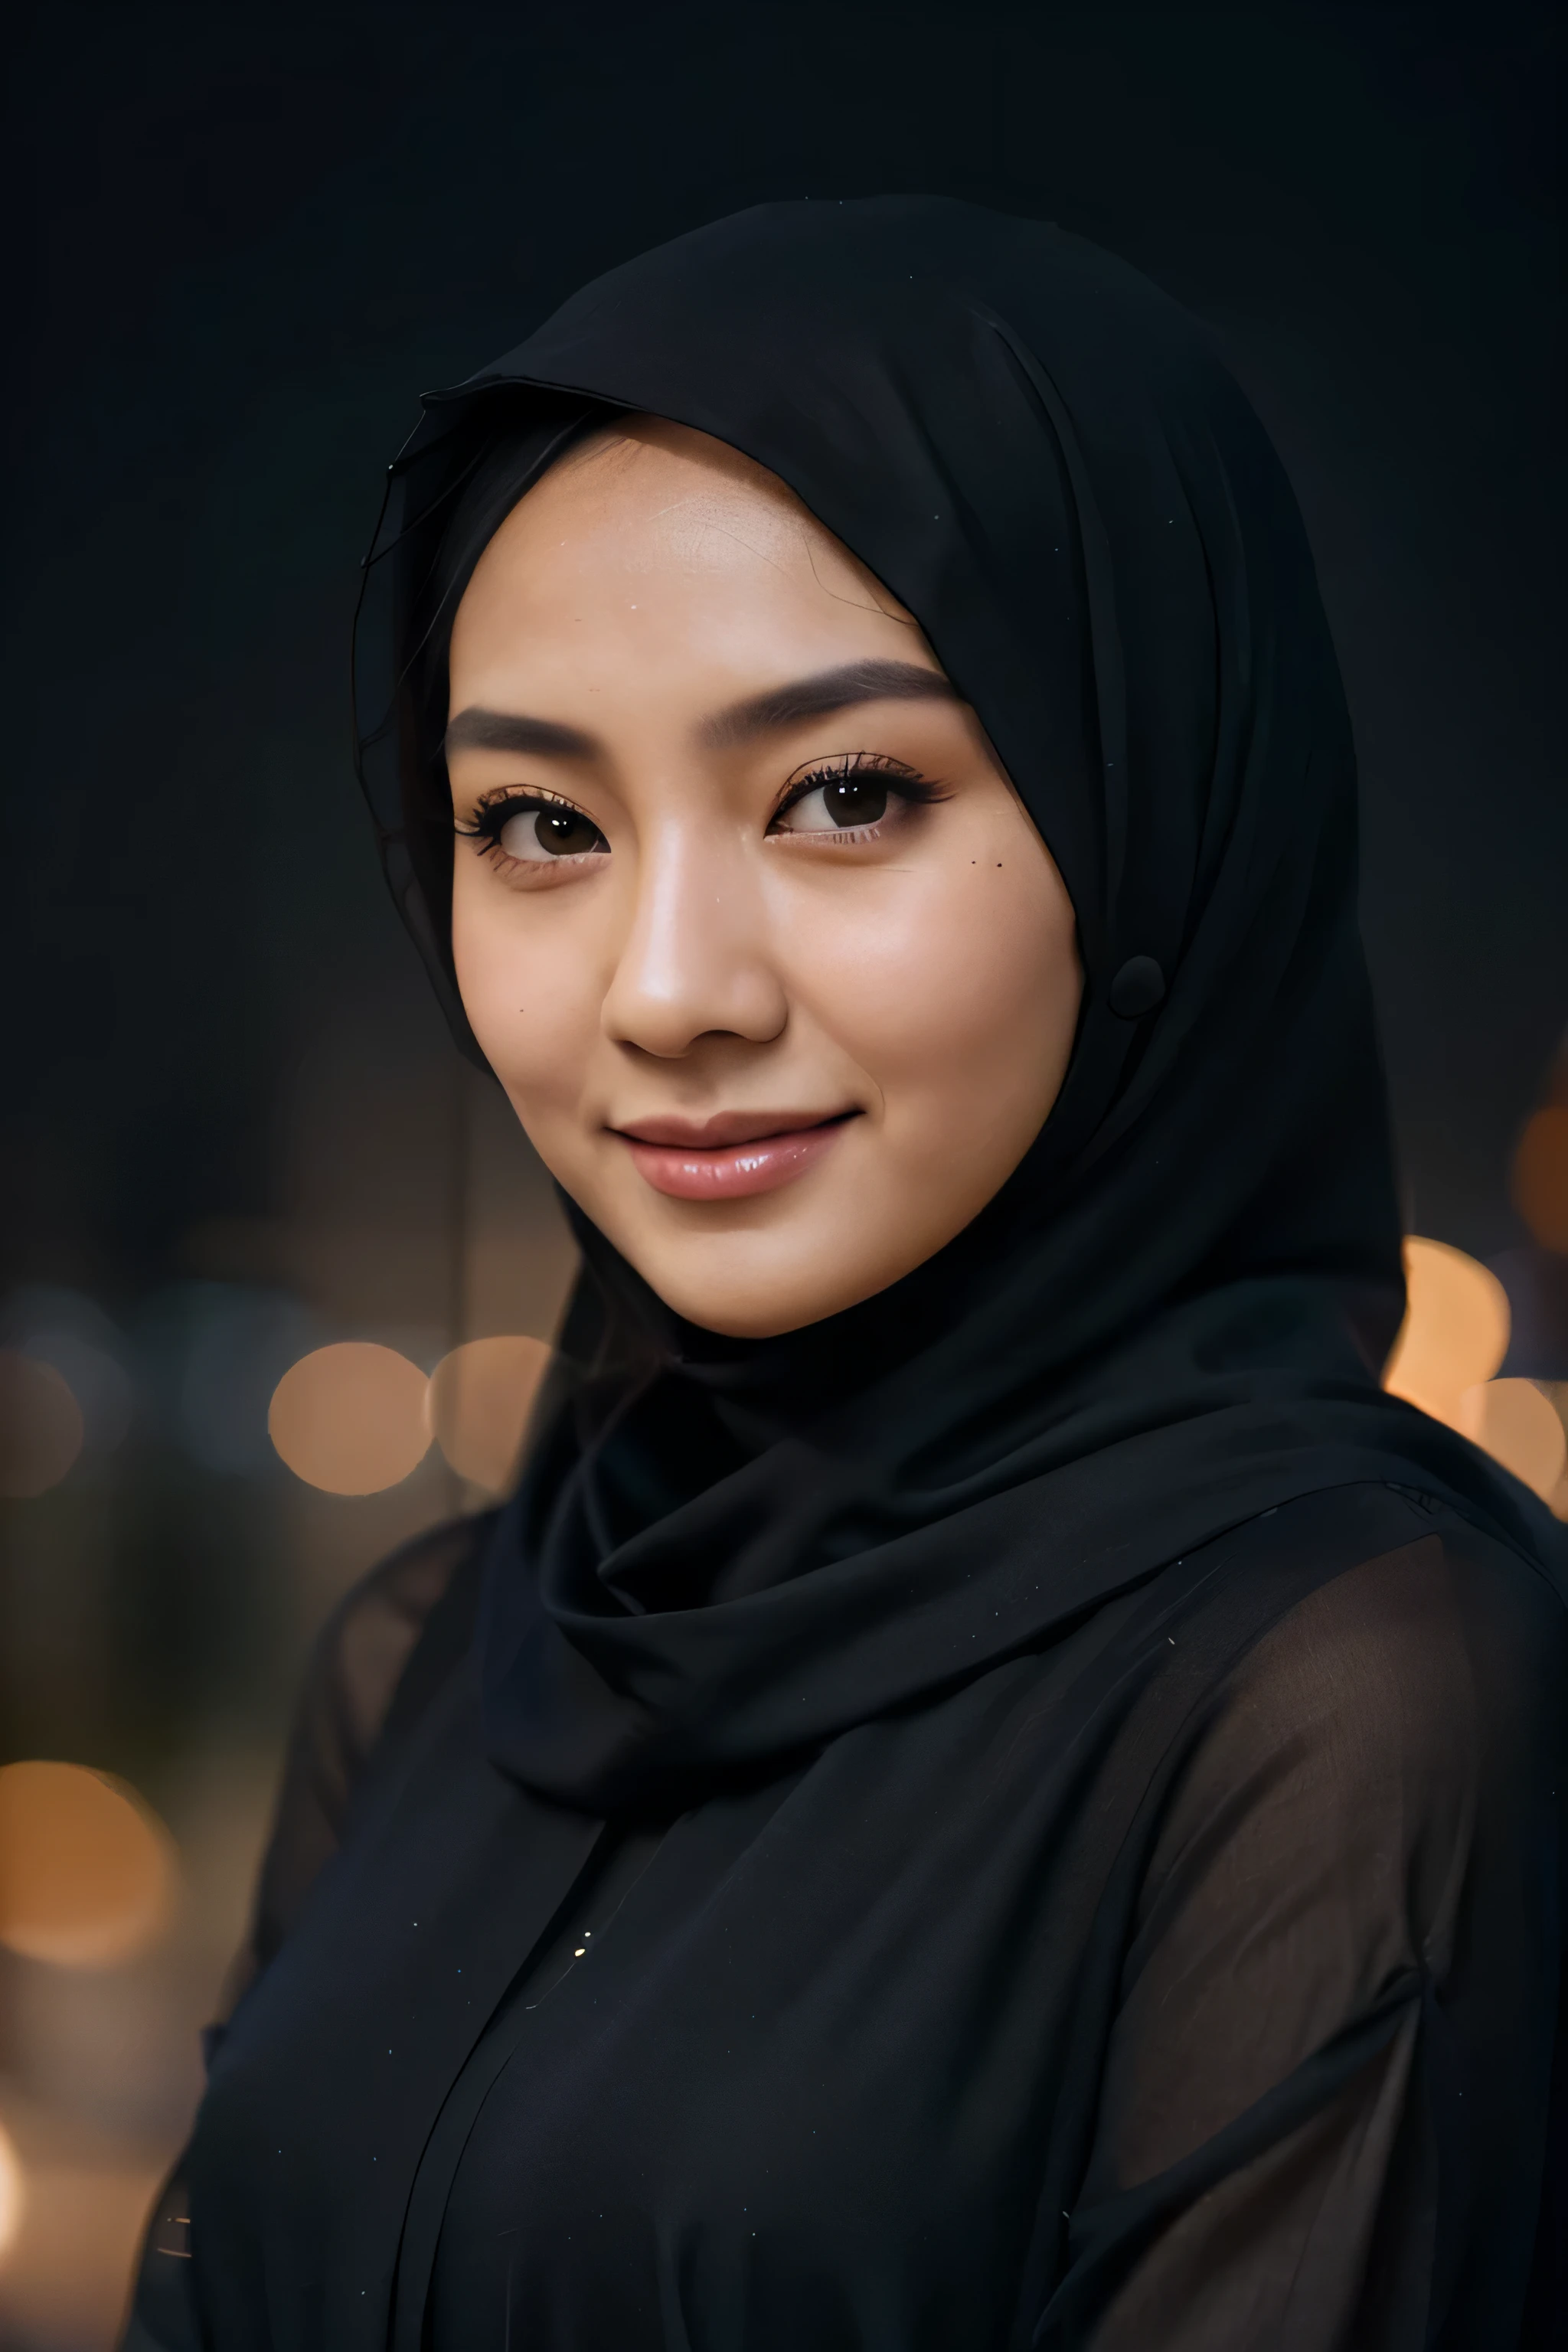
[610,1109,855,1149]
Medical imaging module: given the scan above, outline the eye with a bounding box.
[773,773,891,834]
[500,802,606,860]
[769,754,947,839]
[462,794,609,863]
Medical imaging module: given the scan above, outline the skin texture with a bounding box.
[448,419,1082,1338]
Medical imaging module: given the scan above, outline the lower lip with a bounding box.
[619,1119,854,1201]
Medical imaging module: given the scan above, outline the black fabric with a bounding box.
[350,194,1559,1814]
[129,1489,1567,2349]
[244,1513,493,1979]
[124,200,1567,2348]
[421,1499,1563,2352]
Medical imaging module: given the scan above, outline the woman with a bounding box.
[126,198,1564,2349]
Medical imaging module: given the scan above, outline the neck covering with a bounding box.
[354,197,1560,1813]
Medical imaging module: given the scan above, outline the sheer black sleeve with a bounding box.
[245,1511,492,1974]
[119,1512,491,2352]
[1073,1528,1566,2350]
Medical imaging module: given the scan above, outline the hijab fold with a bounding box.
[353,198,1560,1815]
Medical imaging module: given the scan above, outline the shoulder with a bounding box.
[247,1511,495,1970]
[1099,1511,1566,2187]
[1083,1508,1566,2334]
[1146,1511,1567,1978]
[1216,1513,1565,1799]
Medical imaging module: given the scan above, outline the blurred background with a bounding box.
[0,2,1563,2340]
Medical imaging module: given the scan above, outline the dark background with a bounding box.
[3,1,1563,1303]
[0,7,1561,2337]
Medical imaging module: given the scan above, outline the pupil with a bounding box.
[828,779,888,825]
[538,810,596,855]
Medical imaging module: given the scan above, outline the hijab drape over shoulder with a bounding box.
[350,198,1560,1812]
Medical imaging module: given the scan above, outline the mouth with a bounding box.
[609,1110,860,1202]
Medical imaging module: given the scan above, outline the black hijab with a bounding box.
[354,197,1560,1815]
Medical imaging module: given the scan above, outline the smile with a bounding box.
[612,1112,859,1201]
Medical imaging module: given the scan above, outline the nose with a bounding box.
[602,818,788,1060]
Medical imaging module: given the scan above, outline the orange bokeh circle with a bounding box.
[426,1336,550,1494]
[1460,1378,1567,1501]
[1382,1236,1510,1428]
[267,1342,431,1494]
[0,1762,176,1969]
[0,1353,84,1500]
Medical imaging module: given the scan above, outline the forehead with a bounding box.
[553,414,805,514]
[450,417,913,669]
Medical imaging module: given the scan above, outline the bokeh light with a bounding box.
[0,1289,136,1465]
[0,1764,177,1970]
[267,1341,431,1494]
[427,1336,550,1493]
[1543,1386,1568,1521]
[0,2157,165,2341]
[0,2119,21,2261]
[0,1353,85,1500]
[1383,1237,1510,1427]
[27,1338,134,1459]
[1459,1378,1568,1501]
[1513,1106,1568,1254]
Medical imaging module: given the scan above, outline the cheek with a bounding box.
[780,860,1078,1132]
[449,871,605,1118]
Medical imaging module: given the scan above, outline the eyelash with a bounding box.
[768,751,949,836]
[452,751,951,867]
[455,785,595,858]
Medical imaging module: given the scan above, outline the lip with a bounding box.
[611,1110,858,1201]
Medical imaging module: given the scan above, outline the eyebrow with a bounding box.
[697,658,958,750]
[443,658,959,770]
[443,707,597,760]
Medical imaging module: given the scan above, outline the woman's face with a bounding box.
[448,420,1082,1339]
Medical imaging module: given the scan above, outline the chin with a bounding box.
[629,1242,903,1341]
[634,1268,833,1340]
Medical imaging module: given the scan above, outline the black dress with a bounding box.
[128,1480,1565,2349]
[124,198,1568,2347]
